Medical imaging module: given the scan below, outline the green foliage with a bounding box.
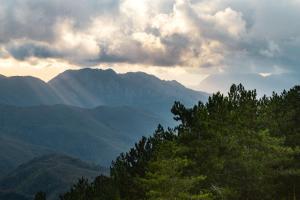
[59,84,300,200]
[59,176,119,200]
[169,84,299,200]
[34,192,46,200]
[110,125,176,200]
[140,141,212,200]
[258,86,300,199]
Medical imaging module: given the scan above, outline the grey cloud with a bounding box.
[8,43,62,60]
[0,0,300,77]
[0,0,120,43]
[92,44,130,64]
[92,33,193,67]
[224,0,300,73]
[92,37,180,66]
[160,34,191,66]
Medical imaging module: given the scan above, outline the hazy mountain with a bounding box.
[48,68,208,117]
[0,69,208,113]
[0,68,208,126]
[196,72,299,96]
[0,75,61,106]
[0,104,163,173]
[0,154,105,200]
[0,136,52,178]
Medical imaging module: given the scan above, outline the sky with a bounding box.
[0,0,299,95]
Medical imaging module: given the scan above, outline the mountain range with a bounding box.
[0,68,208,115]
[0,75,61,106]
[0,68,208,199]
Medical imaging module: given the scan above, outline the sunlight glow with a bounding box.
[259,73,272,77]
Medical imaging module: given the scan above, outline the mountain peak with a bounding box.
[17,153,100,171]
[0,68,208,110]
[0,74,46,83]
[0,74,6,79]
[48,68,208,109]
[61,67,117,76]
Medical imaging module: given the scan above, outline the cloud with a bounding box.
[0,0,120,43]
[8,43,61,60]
[259,41,280,58]
[0,0,299,84]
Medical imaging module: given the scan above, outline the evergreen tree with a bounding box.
[140,141,212,200]
[59,176,119,200]
[60,178,93,200]
[170,84,298,199]
[60,84,299,200]
[111,125,176,200]
[34,192,46,200]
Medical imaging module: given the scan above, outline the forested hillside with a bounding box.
[55,84,299,200]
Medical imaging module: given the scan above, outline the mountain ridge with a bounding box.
[0,68,208,109]
[48,68,208,119]
[0,103,163,172]
[0,154,105,200]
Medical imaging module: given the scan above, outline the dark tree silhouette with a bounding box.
[34,192,46,200]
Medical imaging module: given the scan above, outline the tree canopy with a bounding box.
[45,84,299,200]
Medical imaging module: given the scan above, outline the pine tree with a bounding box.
[140,141,212,200]
[60,84,299,200]
[34,192,46,200]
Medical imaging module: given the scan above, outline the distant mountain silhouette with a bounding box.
[48,68,208,117]
[197,72,299,96]
[0,69,208,112]
[0,154,105,200]
[0,76,61,106]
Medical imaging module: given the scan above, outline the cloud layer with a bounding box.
[0,0,299,92]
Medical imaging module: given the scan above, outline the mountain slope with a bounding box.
[0,76,61,106]
[0,104,163,171]
[0,69,208,111]
[48,68,208,116]
[0,154,105,200]
[0,136,52,178]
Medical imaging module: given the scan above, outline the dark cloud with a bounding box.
[161,34,190,64]
[8,43,62,60]
[92,39,177,66]
[0,0,120,43]
[90,33,192,67]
